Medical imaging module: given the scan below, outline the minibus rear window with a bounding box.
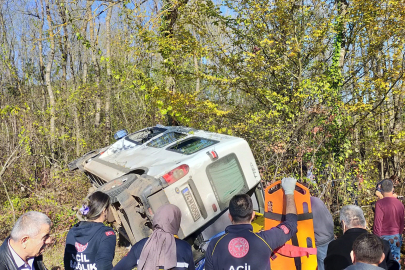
[168,137,218,154]
[147,132,187,148]
[126,127,167,144]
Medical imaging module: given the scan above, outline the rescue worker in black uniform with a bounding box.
[64,191,116,270]
[205,177,298,270]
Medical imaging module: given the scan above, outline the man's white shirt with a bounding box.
[8,239,35,270]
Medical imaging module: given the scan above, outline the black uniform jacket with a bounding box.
[324,228,399,270]
[205,214,298,270]
[112,237,195,270]
[64,221,116,270]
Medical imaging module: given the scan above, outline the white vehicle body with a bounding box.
[69,125,263,245]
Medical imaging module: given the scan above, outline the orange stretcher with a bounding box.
[265,181,318,270]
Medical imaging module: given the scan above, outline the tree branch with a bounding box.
[0,145,23,223]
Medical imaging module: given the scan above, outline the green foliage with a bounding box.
[1,1,405,263]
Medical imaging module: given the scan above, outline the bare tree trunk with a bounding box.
[68,49,82,157]
[81,1,93,84]
[58,0,68,92]
[104,3,113,143]
[0,146,22,223]
[194,55,199,92]
[90,16,101,128]
[192,29,200,93]
[33,0,48,133]
[161,0,189,94]
[391,82,404,176]
[44,0,56,160]
[380,110,385,179]
[337,0,347,68]
[57,0,68,161]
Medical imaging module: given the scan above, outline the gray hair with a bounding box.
[381,179,394,193]
[340,205,366,229]
[10,211,51,241]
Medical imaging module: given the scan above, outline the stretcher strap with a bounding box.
[291,235,302,270]
[274,243,317,258]
[264,212,313,221]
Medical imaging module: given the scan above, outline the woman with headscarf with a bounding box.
[64,191,116,270]
[112,204,195,270]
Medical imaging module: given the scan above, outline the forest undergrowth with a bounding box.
[0,165,403,269]
[1,0,405,268]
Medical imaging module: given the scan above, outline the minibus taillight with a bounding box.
[162,164,189,185]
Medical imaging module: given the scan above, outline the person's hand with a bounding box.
[282,177,297,195]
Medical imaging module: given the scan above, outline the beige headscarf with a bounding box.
[138,204,182,270]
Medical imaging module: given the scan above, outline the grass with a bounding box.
[41,235,129,269]
[0,169,129,270]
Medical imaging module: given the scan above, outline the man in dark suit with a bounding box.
[324,205,399,270]
[0,211,52,270]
